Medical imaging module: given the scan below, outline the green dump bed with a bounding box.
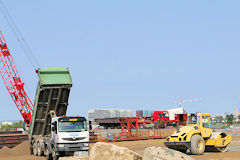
[29,68,72,139]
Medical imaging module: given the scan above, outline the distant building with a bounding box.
[233,107,240,119]
[88,109,132,121]
[223,113,228,120]
[136,110,143,118]
[1,121,13,126]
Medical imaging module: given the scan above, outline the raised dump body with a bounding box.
[29,68,89,160]
[29,68,72,141]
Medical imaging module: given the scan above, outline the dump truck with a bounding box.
[29,68,89,160]
[164,113,232,155]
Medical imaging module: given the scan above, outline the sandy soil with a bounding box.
[0,141,45,160]
[110,139,166,155]
[0,136,239,160]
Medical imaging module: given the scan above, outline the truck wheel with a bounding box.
[190,135,205,155]
[52,148,59,160]
[33,142,38,156]
[30,145,34,155]
[37,142,44,156]
[46,145,53,160]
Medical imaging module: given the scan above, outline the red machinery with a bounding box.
[0,30,33,126]
[152,110,187,127]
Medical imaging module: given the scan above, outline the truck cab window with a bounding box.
[162,113,169,118]
[59,121,87,132]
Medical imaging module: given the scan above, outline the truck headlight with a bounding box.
[57,144,64,148]
[83,143,89,147]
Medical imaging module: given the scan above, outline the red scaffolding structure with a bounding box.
[109,117,174,141]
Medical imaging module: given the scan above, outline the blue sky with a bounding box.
[0,1,240,120]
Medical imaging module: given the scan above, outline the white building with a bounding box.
[1,121,13,126]
[88,109,132,121]
[233,108,240,119]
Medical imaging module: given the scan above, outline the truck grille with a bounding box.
[62,137,85,141]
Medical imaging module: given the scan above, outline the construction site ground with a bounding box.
[0,135,239,160]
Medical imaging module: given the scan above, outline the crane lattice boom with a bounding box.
[0,30,33,126]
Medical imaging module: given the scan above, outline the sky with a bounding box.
[0,0,240,120]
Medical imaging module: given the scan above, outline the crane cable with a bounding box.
[0,0,40,70]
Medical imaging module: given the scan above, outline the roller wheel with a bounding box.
[217,145,228,152]
[176,149,187,153]
[190,135,205,155]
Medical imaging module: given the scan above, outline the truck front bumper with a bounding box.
[56,143,89,152]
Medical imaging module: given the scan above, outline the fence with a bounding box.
[94,128,175,142]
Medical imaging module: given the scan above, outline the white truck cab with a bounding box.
[50,116,89,159]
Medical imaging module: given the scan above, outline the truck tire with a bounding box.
[52,148,59,160]
[30,145,34,155]
[37,142,44,156]
[190,135,205,155]
[33,142,38,156]
[52,151,59,160]
[46,145,53,160]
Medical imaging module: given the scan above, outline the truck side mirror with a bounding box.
[52,121,57,133]
[89,121,92,130]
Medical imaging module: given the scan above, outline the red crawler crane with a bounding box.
[0,30,33,127]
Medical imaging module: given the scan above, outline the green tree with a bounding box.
[226,114,234,125]
[0,120,23,131]
[238,114,240,119]
[215,116,224,123]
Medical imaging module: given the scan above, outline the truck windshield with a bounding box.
[58,121,87,132]
[162,113,169,118]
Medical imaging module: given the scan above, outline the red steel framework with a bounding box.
[107,117,174,141]
[0,30,33,127]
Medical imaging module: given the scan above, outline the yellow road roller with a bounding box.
[164,113,232,155]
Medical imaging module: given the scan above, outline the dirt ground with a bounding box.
[0,141,45,160]
[0,136,239,160]
[110,136,240,160]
